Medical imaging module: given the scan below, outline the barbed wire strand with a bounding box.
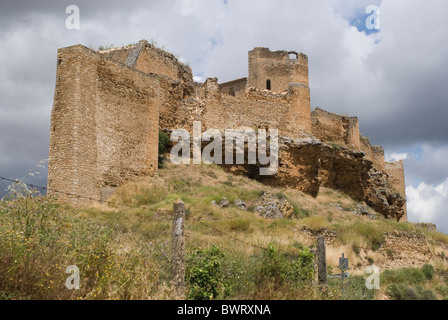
[0,176,269,252]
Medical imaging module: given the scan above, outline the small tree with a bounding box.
[186,245,230,300]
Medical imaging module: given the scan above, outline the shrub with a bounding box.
[381,267,426,285]
[158,130,170,168]
[186,246,231,300]
[328,275,375,300]
[422,264,435,280]
[352,243,360,255]
[389,284,437,300]
[0,195,167,300]
[259,243,314,289]
[386,249,394,259]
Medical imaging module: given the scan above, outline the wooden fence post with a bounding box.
[317,236,327,288]
[172,199,186,296]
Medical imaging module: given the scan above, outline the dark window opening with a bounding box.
[288,52,298,60]
[266,79,271,90]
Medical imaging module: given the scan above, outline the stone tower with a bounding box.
[246,47,311,133]
[247,47,309,92]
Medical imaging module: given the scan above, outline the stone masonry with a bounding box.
[47,40,407,220]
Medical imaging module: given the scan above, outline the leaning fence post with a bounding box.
[317,236,327,288]
[172,199,186,296]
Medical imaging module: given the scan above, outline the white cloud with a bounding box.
[193,75,203,82]
[386,152,408,162]
[407,178,448,233]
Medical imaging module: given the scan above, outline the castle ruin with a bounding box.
[48,40,407,221]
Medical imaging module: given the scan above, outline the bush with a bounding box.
[381,267,426,285]
[422,264,435,280]
[389,284,437,300]
[135,185,168,205]
[259,243,314,289]
[158,131,170,168]
[352,243,360,255]
[186,246,231,300]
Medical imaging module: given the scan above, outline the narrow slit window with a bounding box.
[266,79,271,90]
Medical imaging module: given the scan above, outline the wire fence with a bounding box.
[0,175,271,252]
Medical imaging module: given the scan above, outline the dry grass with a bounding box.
[2,162,448,300]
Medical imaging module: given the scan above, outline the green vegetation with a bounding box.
[381,264,440,300]
[1,164,448,300]
[158,130,170,169]
[186,246,230,300]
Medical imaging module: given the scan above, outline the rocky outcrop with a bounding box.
[226,138,406,221]
[254,192,294,219]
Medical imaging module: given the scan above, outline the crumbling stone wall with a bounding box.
[386,160,408,222]
[48,45,160,205]
[311,107,360,149]
[311,108,386,171]
[101,40,194,97]
[157,78,311,137]
[379,231,432,268]
[219,77,247,97]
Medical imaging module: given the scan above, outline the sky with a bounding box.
[0,0,447,231]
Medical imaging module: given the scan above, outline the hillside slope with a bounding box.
[1,163,447,300]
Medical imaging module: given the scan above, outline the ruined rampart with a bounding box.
[48,45,160,205]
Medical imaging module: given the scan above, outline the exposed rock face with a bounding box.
[228,138,406,221]
[254,192,294,219]
[218,198,230,208]
[352,204,377,220]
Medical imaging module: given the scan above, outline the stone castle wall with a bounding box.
[219,77,248,97]
[385,160,408,222]
[48,41,406,218]
[311,107,386,171]
[48,45,160,205]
